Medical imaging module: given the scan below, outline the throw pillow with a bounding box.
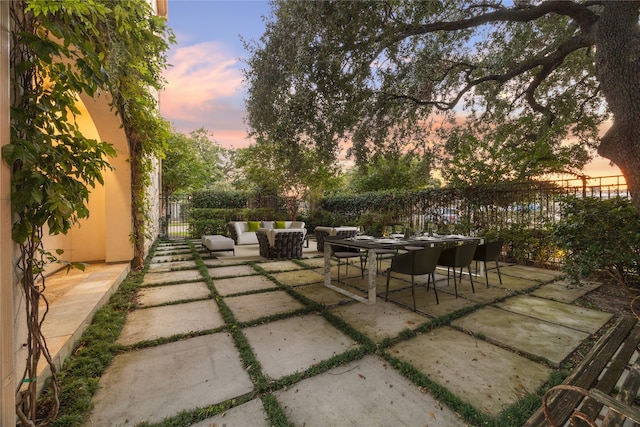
[261,221,274,229]
[248,221,260,232]
[274,220,286,229]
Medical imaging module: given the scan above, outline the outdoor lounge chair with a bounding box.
[256,229,304,259]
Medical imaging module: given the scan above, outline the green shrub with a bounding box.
[553,196,640,289]
[191,190,248,209]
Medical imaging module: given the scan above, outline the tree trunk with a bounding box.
[594,1,640,209]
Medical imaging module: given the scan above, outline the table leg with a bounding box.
[367,249,377,304]
[324,241,331,287]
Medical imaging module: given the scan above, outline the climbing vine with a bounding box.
[3,1,172,424]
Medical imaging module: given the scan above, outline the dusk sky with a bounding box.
[159,0,622,179]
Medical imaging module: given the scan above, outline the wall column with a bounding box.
[0,0,16,423]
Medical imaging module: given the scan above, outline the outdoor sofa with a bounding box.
[227,220,306,245]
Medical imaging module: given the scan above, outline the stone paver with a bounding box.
[214,275,277,296]
[147,260,198,272]
[191,399,270,427]
[150,254,194,263]
[259,260,306,272]
[117,299,224,345]
[276,355,467,426]
[452,306,590,367]
[502,265,563,282]
[293,283,360,306]
[389,284,477,317]
[141,269,203,286]
[270,269,323,286]
[391,326,552,416]
[532,280,602,303]
[496,295,612,334]
[88,333,253,426]
[137,282,211,306]
[330,300,428,342]
[225,290,305,323]
[208,265,258,278]
[243,314,357,379]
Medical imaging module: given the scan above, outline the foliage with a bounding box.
[554,197,640,290]
[101,0,173,266]
[189,207,285,238]
[441,127,591,187]
[245,1,640,207]
[4,0,172,423]
[162,128,227,196]
[346,150,439,193]
[191,190,248,209]
[235,137,339,220]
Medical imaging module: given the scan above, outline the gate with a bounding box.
[161,193,191,239]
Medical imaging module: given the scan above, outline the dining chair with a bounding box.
[437,242,478,298]
[472,240,504,288]
[325,234,363,283]
[385,245,443,311]
[364,247,397,272]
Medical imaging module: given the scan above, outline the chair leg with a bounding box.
[483,261,490,288]
[385,270,391,301]
[453,268,458,298]
[495,260,502,285]
[468,266,475,293]
[411,275,416,312]
[431,273,439,304]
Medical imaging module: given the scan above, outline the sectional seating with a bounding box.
[256,228,305,259]
[227,220,306,245]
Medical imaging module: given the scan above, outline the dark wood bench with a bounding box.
[525,316,640,426]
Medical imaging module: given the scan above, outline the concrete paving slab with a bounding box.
[270,269,323,287]
[225,290,306,323]
[117,299,224,345]
[141,269,204,286]
[154,247,192,255]
[531,280,602,303]
[495,295,612,334]
[293,283,362,306]
[452,306,590,367]
[298,257,325,268]
[208,265,259,278]
[391,327,552,416]
[456,284,514,304]
[137,282,211,306]
[502,265,563,282]
[330,301,428,342]
[243,314,358,379]
[148,259,198,272]
[88,333,254,426]
[214,275,277,296]
[191,399,270,427]
[275,354,466,426]
[389,285,477,317]
[486,273,540,292]
[150,253,194,263]
[258,260,306,272]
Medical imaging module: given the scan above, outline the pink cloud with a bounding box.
[159,40,251,148]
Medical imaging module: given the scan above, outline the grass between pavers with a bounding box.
[44,238,583,426]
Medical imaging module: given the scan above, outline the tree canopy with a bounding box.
[244,0,640,207]
[162,128,228,196]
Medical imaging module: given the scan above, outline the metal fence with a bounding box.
[161,175,628,240]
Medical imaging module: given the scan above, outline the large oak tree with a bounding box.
[245,0,640,208]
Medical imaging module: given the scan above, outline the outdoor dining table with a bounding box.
[323,234,482,305]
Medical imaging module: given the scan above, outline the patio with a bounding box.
[43,239,613,425]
